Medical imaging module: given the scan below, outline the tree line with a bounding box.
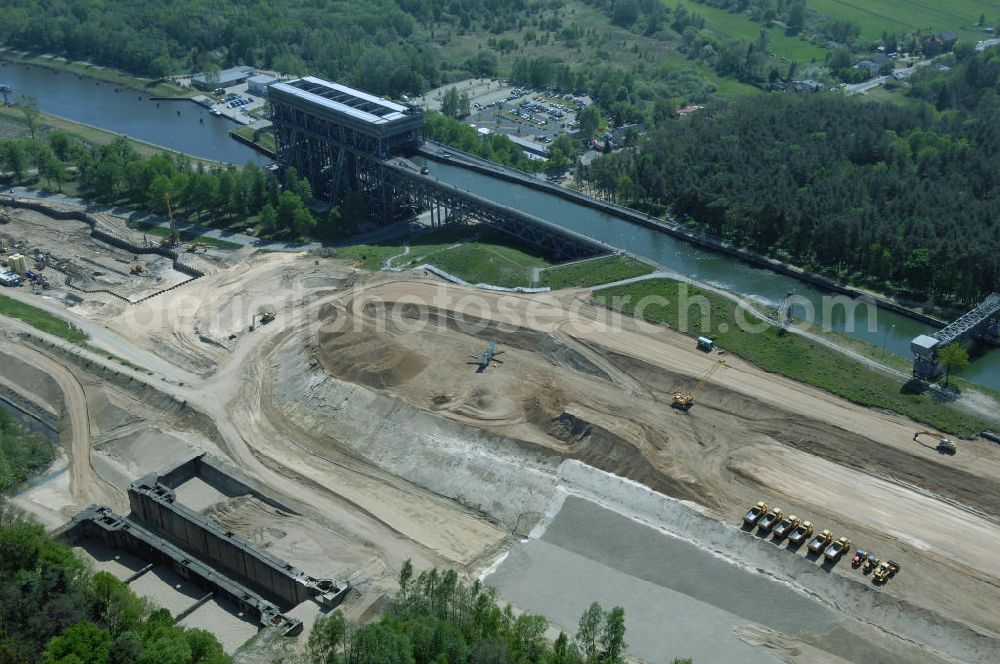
[0,0,570,99]
[0,128,373,241]
[583,47,1000,306]
[306,561,693,664]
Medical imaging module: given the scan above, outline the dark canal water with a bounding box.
[0,60,266,165]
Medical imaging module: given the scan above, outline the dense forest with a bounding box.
[0,0,564,97]
[583,47,1000,305]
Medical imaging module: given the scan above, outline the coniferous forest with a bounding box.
[584,47,1000,305]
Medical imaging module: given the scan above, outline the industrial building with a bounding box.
[247,74,279,97]
[505,134,551,159]
[192,66,255,91]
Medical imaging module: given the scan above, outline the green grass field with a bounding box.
[0,294,88,343]
[232,125,276,153]
[672,0,827,62]
[540,254,654,289]
[807,0,1000,40]
[593,278,998,436]
[333,226,550,287]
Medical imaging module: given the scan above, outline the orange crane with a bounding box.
[672,358,725,410]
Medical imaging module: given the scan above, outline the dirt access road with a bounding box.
[4,226,1000,659]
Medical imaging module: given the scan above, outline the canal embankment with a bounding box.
[0,59,266,164]
[419,140,951,329]
[0,50,188,98]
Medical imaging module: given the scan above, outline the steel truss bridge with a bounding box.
[911,292,1000,378]
[268,76,607,261]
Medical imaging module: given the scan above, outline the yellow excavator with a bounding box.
[250,311,275,330]
[672,358,725,410]
[913,431,957,455]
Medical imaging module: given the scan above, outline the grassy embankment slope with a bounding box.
[335,227,550,287]
[337,230,657,289]
[540,254,653,289]
[0,294,87,342]
[594,278,999,437]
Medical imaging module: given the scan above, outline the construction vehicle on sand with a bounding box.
[130,265,146,275]
[757,507,783,533]
[872,560,900,584]
[808,529,834,554]
[772,515,800,540]
[862,553,879,574]
[851,548,867,569]
[743,501,768,528]
[913,431,957,454]
[824,536,853,562]
[250,311,275,330]
[788,520,814,545]
[672,358,725,410]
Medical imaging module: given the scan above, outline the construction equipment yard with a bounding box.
[2,201,1000,661]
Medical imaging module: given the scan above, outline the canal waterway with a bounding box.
[0,60,266,165]
[1,58,995,390]
[420,159,1000,391]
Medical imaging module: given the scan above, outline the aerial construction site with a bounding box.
[2,197,1000,663]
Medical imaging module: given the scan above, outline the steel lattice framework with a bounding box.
[269,77,608,260]
[382,160,607,260]
[268,77,424,220]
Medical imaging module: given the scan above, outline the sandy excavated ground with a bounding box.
[3,221,1000,661]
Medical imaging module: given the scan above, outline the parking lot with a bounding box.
[418,78,591,147]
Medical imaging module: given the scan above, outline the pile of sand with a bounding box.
[316,325,427,389]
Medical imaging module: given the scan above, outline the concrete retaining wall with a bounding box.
[57,505,298,633]
[127,473,346,612]
[1,197,204,303]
